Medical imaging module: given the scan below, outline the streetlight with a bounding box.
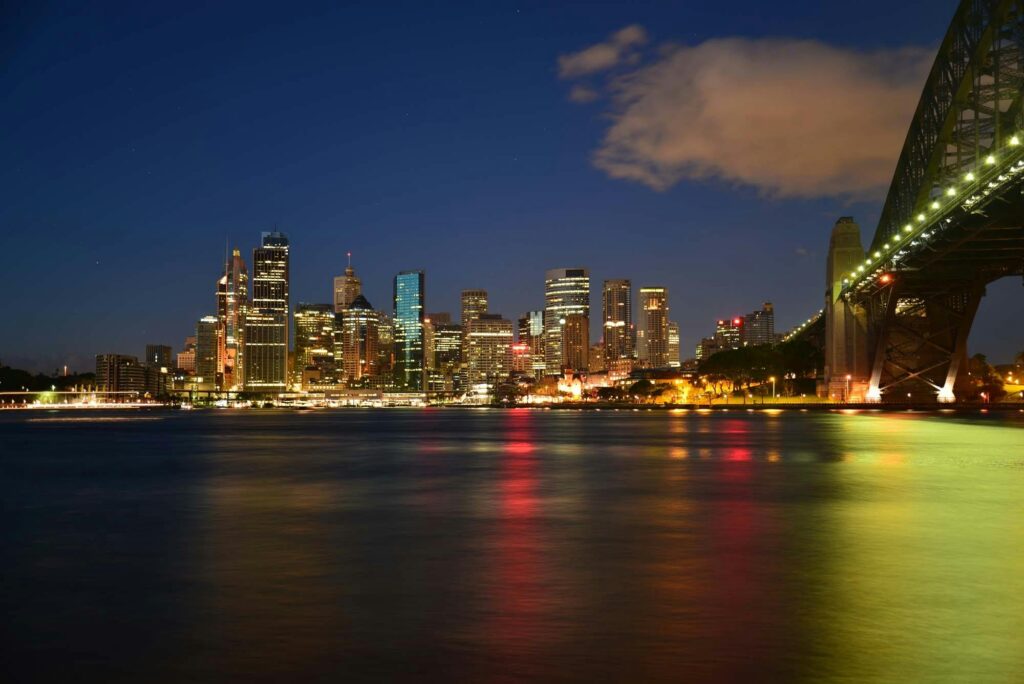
[769,376,776,400]
[845,374,852,403]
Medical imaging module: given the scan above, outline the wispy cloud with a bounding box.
[561,31,933,199]
[557,25,648,79]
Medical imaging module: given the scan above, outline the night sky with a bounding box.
[4,0,1020,373]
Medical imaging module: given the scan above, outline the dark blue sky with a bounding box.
[3,0,1019,372]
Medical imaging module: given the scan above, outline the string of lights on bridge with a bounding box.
[781,308,824,343]
[841,132,1024,296]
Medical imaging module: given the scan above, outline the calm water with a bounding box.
[2,408,1024,682]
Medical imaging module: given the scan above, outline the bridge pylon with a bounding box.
[823,218,871,401]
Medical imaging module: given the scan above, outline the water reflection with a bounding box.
[2,409,1023,681]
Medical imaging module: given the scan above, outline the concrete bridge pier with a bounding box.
[823,217,870,401]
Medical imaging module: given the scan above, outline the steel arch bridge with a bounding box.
[821,0,1024,402]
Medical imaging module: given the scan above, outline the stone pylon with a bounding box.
[823,217,870,401]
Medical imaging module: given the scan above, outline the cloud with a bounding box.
[557,24,648,79]
[568,84,600,103]
[564,34,933,199]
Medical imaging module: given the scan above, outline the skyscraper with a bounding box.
[294,303,337,388]
[460,290,488,326]
[543,268,590,374]
[518,310,545,377]
[217,248,249,390]
[333,252,362,313]
[561,313,590,372]
[245,231,289,392]
[602,279,632,364]
[393,270,425,391]
[464,313,514,390]
[668,321,681,368]
[715,318,744,350]
[145,344,173,369]
[743,302,775,347]
[637,287,669,367]
[195,315,220,389]
[340,294,379,385]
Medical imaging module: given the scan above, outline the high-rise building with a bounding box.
[696,336,721,361]
[333,252,362,313]
[518,310,545,377]
[637,287,669,367]
[460,290,488,326]
[543,268,590,374]
[432,321,463,392]
[423,317,436,371]
[589,342,606,373]
[377,311,394,379]
[743,302,775,347]
[195,316,220,389]
[715,318,744,350]
[245,232,289,392]
[145,345,173,369]
[340,294,379,385]
[217,248,249,390]
[96,354,146,394]
[427,312,452,325]
[464,313,514,389]
[602,279,632,363]
[294,303,337,388]
[176,336,196,372]
[393,270,425,391]
[668,321,681,368]
[561,313,589,372]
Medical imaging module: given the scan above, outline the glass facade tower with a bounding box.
[602,279,632,364]
[543,268,590,375]
[245,231,289,392]
[393,270,425,392]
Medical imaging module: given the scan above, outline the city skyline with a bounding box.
[4,0,1022,374]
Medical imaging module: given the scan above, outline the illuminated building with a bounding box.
[543,268,590,374]
[432,321,463,392]
[294,303,337,388]
[145,345,172,369]
[340,294,379,385]
[602,279,632,363]
[377,311,394,380]
[245,232,289,392]
[589,342,606,373]
[176,336,196,372]
[715,317,744,350]
[393,270,425,391]
[333,252,362,313]
[637,287,669,367]
[696,336,721,361]
[465,313,513,389]
[216,248,249,390]
[195,315,220,389]
[511,342,531,374]
[518,310,545,377]
[743,302,775,347]
[561,313,589,372]
[668,322,681,368]
[423,317,436,371]
[460,290,488,326]
[427,312,452,324]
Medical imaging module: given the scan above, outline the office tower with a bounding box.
[432,321,463,390]
[561,313,590,372]
[393,270,425,391]
[464,313,514,389]
[715,318,744,350]
[602,279,633,363]
[589,342,606,373]
[377,311,394,378]
[294,303,337,388]
[145,345,172,369]
[96,354,146,393]
[245,232,289,391]
[340,294,379,385]
[195,316,220,389]
[668,321,681,368]
[176,337,196,372]
[333,252,362,313]
[511,341,532,374]
[216,248,249,390]
[519,310,545,377]
[696,336,721,361]
[460,290,488,326]
[423,317,436,371]
[543,268,590,374]
[743,302,775,347]
[637,287,669,367]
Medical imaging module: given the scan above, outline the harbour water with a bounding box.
[3,408,1024,681]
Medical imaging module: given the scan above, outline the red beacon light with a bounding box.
[732,317,742,326]
[879,273,893,284]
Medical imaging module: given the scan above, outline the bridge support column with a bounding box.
[823,218,869,401]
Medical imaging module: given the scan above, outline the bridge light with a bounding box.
[965,172,976,181]
[857,265,865,272]
[883,243,891,249]
[879,274,893,284]
[985,154,996,165]
[945,187,956,196]
[930,200,940,209]
[873,251,881,258]
[917,213,926,222]
[1011,135,1020,146]
[903,224,913,232]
